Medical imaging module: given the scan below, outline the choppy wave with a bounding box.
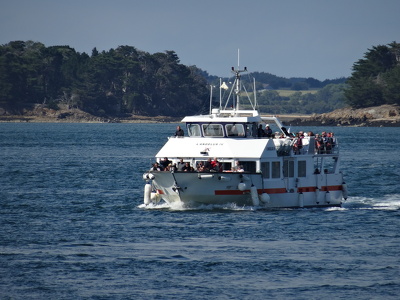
[3,123,400,300]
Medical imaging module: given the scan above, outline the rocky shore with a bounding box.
[0,104,180,123]
[289,104,400,127]
[1,104,399,126]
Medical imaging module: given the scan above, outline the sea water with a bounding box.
[0,123,399,299]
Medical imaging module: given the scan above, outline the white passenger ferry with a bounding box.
[143,65,348,208]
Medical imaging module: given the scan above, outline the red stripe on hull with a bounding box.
[215,188,286,196]
[320,185,343,192]
[297,187,317,193]
[261,188,287,194]
[216,186,343,196]
[298,185,342,193]
[215,190,248,195]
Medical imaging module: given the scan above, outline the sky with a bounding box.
[1,0,399,80]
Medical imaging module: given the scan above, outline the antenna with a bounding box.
[231,55,248,112]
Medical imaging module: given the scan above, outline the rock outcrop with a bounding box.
[291,104,400,127]
[0,104,180,123]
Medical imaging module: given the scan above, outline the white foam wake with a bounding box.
[342,194,400,210]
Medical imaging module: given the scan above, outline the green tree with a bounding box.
[0,41,47,111]
[382,65,400,105]
[345,42,400,107]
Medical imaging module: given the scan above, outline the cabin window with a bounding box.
[187,124,201,137]
[225,124,245,137]
[261,162,270,178]
[271,161,280,178]
[283,160,294,178]
[298,161,307,177]
[241,161,256,173]
[242,123,257,137]
[221,162,232,171]
[202,124,224,137]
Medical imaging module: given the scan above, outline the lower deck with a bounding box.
[145,170,346,208]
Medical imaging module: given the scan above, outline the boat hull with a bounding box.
[146,171,344,208]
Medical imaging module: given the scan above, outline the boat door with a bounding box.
[283,158,296,192]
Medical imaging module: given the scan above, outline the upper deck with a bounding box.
[156,134,339,160]
[181,108,287,139]
[159,65,339,160]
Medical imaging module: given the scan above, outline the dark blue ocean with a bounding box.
[1,123,399,299]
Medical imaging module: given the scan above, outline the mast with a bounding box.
[231,48,247,112]
[231,65,247,111]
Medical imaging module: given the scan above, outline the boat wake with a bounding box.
[138,201,257,211]
[341,194,400,210]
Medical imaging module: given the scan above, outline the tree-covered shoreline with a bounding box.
[0,41,210,117]
[1,40,399,119]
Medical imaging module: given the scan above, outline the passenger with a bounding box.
[197,162,205,172]
[174,126,184,137]
[211,157,219,169]
[232,161,244,172]
[176,158,185,171]
[265,124,272,138]
[315,134,324,154]
[325,132,333,154]
[257,124,264,138]
[229,125,238,136]
[321,131,328,144]
[160,157,171,169]
[320,131,334,154]
[314,168,320,174]
[211,157,222,172]
[293,132,303,155]
[329,132,336,149]
[182,162,194,172]
[150,162,162,171]
[204,158,212,171]
[171,163,177,172]
[300,131,305,141]
[213,161,223,172]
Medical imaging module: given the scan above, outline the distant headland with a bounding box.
[1,104,399,127]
